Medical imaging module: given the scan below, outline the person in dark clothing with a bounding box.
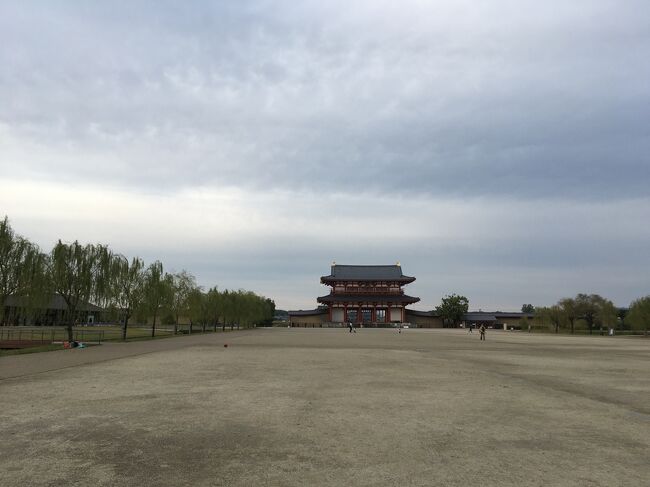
[479,324,486,341]
[348,322,353,333]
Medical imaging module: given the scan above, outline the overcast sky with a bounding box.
[1,1,649,311]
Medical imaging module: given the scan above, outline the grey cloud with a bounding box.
[1,1,649,199]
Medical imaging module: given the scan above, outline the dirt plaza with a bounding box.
[1,328,648,486]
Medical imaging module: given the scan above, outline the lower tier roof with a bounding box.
[317,293,420,305]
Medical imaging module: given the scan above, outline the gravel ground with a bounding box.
[0,328,648,486]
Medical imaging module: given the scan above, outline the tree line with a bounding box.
[433,293,650,334]
[534,293,649,334]
[0,216,275,341]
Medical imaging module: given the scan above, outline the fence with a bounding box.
[0,323,248,345]
[0,327,106,344]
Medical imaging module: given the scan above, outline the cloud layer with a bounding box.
[1,1,649,309]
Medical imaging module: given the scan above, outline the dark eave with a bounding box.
[406,309,441,317]
[288,308,328,317]
[317,293,420,305]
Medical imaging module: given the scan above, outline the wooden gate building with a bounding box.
[316,263,420,324]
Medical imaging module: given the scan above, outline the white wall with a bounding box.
[390,307,403,322]
[332,308,344,322]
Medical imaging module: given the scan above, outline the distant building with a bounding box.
[288,262,533,328]
[3,294,104,326]
[290,263,420,326]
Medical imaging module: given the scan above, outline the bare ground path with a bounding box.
[0,329,249,380]
[0,328,648,486]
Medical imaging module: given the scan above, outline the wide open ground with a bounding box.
[1,329,648,486]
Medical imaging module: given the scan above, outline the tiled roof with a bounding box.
[321,264,415,282]
[288,309,328,317]
[4,294,103,312]
[317,293,420,304]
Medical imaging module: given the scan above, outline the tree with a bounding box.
[17,247,51,325]
[559,297,578,334]
[616,307,628,331]
[168,271,196,334]
[0,216,39,324]
[187,287,208,333]
[535,305,563,333]
[49,240,102,341]
[575,293,617,334]
[112,255,145,340]
[206,286,222,332]
[141,261,169,337]
[521,304,535,313]
[627,296,650,333]
[220,289,232,331]
[435,294,469,328]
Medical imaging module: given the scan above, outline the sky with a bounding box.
[1,0,649,311]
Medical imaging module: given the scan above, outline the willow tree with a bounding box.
[535,305,563,333]
[220,289,232,331]
[50,240,102,341]
[93,244,115,310]
[206,287,222,332]
[559,297,578,334]
[0,216,37,324]
[187,288,209,333]
[168,271,196,334]
[142,261,169,337]
[112,255,145,340]
[18,247,51,324]
[627,296,650,333]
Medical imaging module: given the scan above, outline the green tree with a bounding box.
[535,305,563,333]
[559,297,578,334]
[616,307,628,331]
[627,296,650,333]
[49,240,102,341]
[142,261,169,337]
[17,247,51,325]
[521,304,535,313]
[168,271,196,334]
[220,289,232,331]
[206,286,223,332]
[187,287,208,333]
[435,294,469,328]
[575,293,617,334]
[0,216,39,324]
[112,255,145,340]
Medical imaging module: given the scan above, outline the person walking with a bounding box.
[348,322,353,333]
[479,324,486,341]
[468,323,473,334]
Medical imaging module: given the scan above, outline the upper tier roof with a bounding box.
[321,264,415,283]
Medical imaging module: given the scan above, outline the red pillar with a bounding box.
[328,305,332,322]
